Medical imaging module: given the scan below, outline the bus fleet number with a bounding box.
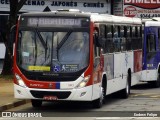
[140,14,160,18]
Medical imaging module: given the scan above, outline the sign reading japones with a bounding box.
[0,0,110,14]
[124,0,160,18]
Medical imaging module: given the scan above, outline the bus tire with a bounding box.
[31,99,42,108]
[121,74,130,99]
[149,72,160,88]
[154,72,160,88]
[92,86,105,108]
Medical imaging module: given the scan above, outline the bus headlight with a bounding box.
[76,75,90,88]
[15,74,27,88]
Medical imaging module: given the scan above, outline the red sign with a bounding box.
[124,0,160,9]
[124,6,137,17]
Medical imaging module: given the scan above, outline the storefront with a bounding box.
[0,0,111,34]
[0,0,111,13]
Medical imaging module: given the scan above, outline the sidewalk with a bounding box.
[0,79,30,111]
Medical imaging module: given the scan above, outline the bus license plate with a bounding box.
[43,96,58,100]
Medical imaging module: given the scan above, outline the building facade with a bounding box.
[0,0,111,59]
[0,0,111,32]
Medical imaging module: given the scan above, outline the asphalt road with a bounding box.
[2,82,160,120]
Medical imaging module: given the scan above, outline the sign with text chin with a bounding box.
[0,0,110,14]
[124,0,160,18]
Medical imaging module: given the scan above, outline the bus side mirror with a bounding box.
[10,25,16,44]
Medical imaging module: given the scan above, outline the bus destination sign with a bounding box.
[26,17,83,27]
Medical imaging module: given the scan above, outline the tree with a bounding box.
[1,0,27,75]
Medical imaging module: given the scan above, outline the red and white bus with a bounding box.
[13,10,142,108]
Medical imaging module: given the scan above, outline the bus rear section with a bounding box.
[141,20,160,87]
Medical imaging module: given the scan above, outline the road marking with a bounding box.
[130,93,160,98]
[150,95,160,98]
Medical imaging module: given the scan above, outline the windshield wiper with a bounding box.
[57,30,72,50]
[36,30,48,50]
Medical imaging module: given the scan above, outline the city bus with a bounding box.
[141,19,160,87]
[13,10,142,108]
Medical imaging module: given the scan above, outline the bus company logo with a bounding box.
[124,0,160,9]
[2,112,11,117]
[124,6,137,17]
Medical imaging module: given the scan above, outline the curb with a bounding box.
[0,100,30,111]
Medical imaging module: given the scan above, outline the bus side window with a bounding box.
[103,25,113,53]
[99,24,106,38]
[147,34,156,52]
[131,26,136,50]
[99,24,106,48]
[135,26,140,49]
[113,25,120,52]
[120,26,126,51]
[137,26,142,49]
[125,26,131,50]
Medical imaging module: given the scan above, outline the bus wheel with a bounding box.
[149,72,160,88]
[31,99,42,108]
[155,72,160,88]
[121,75,130,99]
[93,86,105,108]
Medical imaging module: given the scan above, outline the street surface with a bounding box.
[1,82,160,120]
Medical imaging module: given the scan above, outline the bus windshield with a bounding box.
[17,30,89,73]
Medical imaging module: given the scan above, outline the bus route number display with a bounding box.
[27,17,82,27]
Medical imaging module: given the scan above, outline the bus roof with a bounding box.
[20,11,91,18]
[141,19,152,23]
[91,14,141,25]
[132,18,142,25]
[145,21,160,27]
[152,17,160,21]
[90,14,113,23]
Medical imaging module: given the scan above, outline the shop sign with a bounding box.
[113,0,123,16]
[0,0,110,13]
[124,0,160,18]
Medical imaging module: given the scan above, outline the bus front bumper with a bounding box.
[140,70,157,82]
[14,84,93,101]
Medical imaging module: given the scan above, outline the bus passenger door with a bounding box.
[146,32,157,70]
[93,46,101,84]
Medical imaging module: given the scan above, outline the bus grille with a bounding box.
[26,75,78,82]
[30,90,71,99]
